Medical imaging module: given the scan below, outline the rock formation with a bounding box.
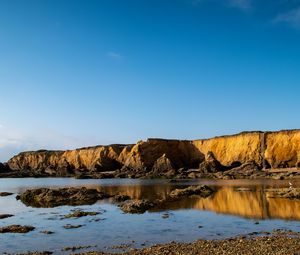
[2,129,300,178]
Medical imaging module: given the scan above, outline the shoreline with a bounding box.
[1,168,300,180]
[15,230,300,255]
[74,230,300,255]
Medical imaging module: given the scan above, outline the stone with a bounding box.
[168,185,215,200]
[199,151,225,173]
[0,192,13,196]
[63,224,83,229]
[120,199,156,214]
[0,225,35,233]
[64,211,99,218]
[19,187,111,208]
[0,214,13,219]
[113,194,131,202]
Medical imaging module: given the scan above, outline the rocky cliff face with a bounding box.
[264,130,300,168]
[4,129,300,177]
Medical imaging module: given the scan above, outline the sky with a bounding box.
[1,0,300,161]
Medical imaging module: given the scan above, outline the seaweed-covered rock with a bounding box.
[168,185,215,200]
[120,199,156,214]
[64,211,99,218]
[0,225,35,233]
[19,187,111,208]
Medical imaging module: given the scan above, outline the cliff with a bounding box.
[4,129,300,177]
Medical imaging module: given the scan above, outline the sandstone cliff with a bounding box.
[4,129,300,177]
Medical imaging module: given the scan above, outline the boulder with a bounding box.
[0,162,10,173]
[120,199,156,214]
[0,225,35,233]
[0,192,13,197]
[199,152,225,173]
[168,185,215,200]
[19,187,111,208]
[0,214,13,219]
[221,161,261,179]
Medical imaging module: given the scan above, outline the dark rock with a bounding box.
[62,245,95,251]
[150,154,176,176]
[120,199,156,214]
[0,192,13,196]
[40,230,54,234]
[19,187,111,208]
[64,211,99,218]
[63,224,83,229]
[113,194,131,202]
[199,152,225,173]
[0,225,35,233]
[0,162,11,173]
[223,161,261,177]
[168,185,215,200]
[0,214,13,219]
[15,252,53,255]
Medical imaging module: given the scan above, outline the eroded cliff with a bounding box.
[4,129,300,178]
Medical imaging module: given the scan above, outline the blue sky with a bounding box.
[1,0,300,161]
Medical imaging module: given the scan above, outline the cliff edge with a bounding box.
[3,129,300,178]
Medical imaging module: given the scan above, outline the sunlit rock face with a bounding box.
[192,131,263,167]
[118,139,204,172]
[7,145,126,175]
[6,130,300,176]
[265,130,300,168]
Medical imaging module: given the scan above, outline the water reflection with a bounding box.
[95,184,300,220]
[1,178,300,221]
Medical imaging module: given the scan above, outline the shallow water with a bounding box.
[1,178,300,254]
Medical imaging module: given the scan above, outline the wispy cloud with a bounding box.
[189,0,252,11]
[273,6,300,29]
[0,126,98,162]
[106,51,123,61]
[228,0,252,11]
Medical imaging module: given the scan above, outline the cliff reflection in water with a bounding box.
[96,184,300,220]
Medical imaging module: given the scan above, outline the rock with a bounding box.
[0,225,35,233]
[120,199,156,214]
[267,188,300,200]
[162,213,170,219]
[19,187,111,208]
[15,252,53,255]
[0,162,11,173]
[0,192,13,196]
[150,154,175,175]
[4,130,300,178]
[63,224,83,229]
[40,230,54,234]
[113,194,131,202]
[64,211,99,218]
[0,214,13,219]
[8,145,126,176]
[198,152,225,173]
[168,185,215,200]
[62,245,93,251]
[221,161,261,179]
